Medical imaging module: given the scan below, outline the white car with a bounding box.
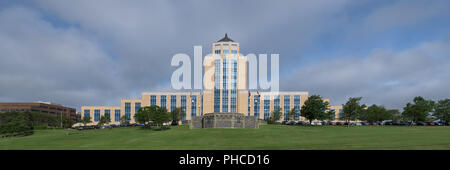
[311,122,322,126]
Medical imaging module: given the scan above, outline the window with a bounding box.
[223,50,229,54]
[294,95,300,121]
[105,109,111,121]
[214,49,221,54]
[150,95,156,106]
[135,102,141,113]
[191,95,197,117]
[274,96,280,110]
[264,96,270,119]
[222,89,228,112]
[181,95,186,120]
[214,89,220,112]
[248,94,251,116]
[284,95,290,121]
[339,109,344,120]
[214,59,221,112]
[330,109,336,121]
[170,95,177,112]
[94,109,100,122]
[160,95,167,109]
[254,95,260,118]
[230,90,236,112]
[84,109,90,118]
[125,102,131,120]
[114,109,121,122]
[231,50,237,54]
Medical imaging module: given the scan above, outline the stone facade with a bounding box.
[190,112,259,129]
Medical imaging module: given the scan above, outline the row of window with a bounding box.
[214,49,238,54]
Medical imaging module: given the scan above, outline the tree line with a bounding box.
[266,95,449,124]
[0,111,75,137]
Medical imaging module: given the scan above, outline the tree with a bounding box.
[360,104,389,123]
[97,115,110,127]
[342,97,366,125]
[120,115,131,125]
[150,107,170,129]
[322,109,335,122]
[301,95,329,124]
[402,96,434,123]
[0,112,33,137]
[286,108,298,121]
[170,107,183,125]
[433,99,450,122]
[134,106,155,125]
[266,108,282,124]
[81,115,92,126]
[387,109,401,122]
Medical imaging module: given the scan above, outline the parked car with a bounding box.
[427,122,435,126]
[287,121,296,125]
[361,122,369,126]
[312,122,322,126]
[381,120,393,125]
[416,121,427,126]
[336,122,344,126]
[296,121,308,126]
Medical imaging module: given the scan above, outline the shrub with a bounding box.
[0,112,33,137]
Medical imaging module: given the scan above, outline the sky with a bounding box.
[0,0,449,111]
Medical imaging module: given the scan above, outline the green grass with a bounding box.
[1,125,449,150]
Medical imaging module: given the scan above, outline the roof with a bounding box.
[217,33,234,42]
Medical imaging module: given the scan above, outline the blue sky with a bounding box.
[0,0,449,110]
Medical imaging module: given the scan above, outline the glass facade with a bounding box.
[94,109,100,122]
[222,58,228,112]
[264,96,270,119]
[170,95,177,112]
[150,95,156,106]
[214,59,221,112]
[125,102,131,120]
[160,95,166,109]
[135,102,141,113]
[114,109,121,122]
[191,95,197,117]
[105,109,111,121]
[181,95,186,120]
[254,95,260,118]
[230,59,237,112]
[274,96,280,110]
[339,109,344,120]
[84,109,90,118]
[294,95,300,121]
[284,95,290,121]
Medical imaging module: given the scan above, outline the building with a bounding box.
[81,34,343,125]
[0,102,78,121]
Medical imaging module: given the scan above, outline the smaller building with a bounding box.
[190,112,259,129]
[0,102,78,122]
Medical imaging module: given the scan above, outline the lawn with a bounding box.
[1,125,449,150]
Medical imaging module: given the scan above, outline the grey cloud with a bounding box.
[282,41,450,109]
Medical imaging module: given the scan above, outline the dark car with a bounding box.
[336,122,344,126]
[77,126,87,130]
[361,122,369,126]
[392,122,400,126]
[287,121,296,125]
[296,121,306,126]
[427,122,435,126]
[416,121,427,126]
[171,121,179,126]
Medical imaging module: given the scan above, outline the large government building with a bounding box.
[81,34,343,125]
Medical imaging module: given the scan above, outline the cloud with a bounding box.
[1,0,449,112]
[282,41,450,109]
[0,7,122,108]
